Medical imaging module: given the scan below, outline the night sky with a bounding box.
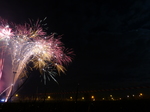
[1,0,150,96]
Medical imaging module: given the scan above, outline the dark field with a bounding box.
[0,100,150,112]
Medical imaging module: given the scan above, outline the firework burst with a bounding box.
[0,18,73,101]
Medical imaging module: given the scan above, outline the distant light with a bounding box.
[140,93,143,96]
[15,94,18,97]
[110,95,112,97]
[91,96,94,99]
[1,99,5,102]
[82,97,84,100]
[70,97,72,99]
[119,98,121,100]
[102,98,105,100]
[111,97,114,100]
[92,98,95,101]
[127,95,129,98]
[132,95,134,97]
[48,96,50,99]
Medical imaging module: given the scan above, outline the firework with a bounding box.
[0,18,73,102]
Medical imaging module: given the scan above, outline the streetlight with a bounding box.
[139,93,143,97]
[82,97,84,100]
[70,96,73,100]
[15,94,18,97]
[91,96,95,101]
[140,93,143,96]
[91,96,94,99]
[48,96,50,99]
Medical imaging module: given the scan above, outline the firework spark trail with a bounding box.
[0,25,12,80]
[0,18,73,101]
[0,50,5,80]
[0,84,13,97]
[0,58,4,80]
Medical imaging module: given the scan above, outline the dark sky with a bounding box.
[1,0,150,96]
